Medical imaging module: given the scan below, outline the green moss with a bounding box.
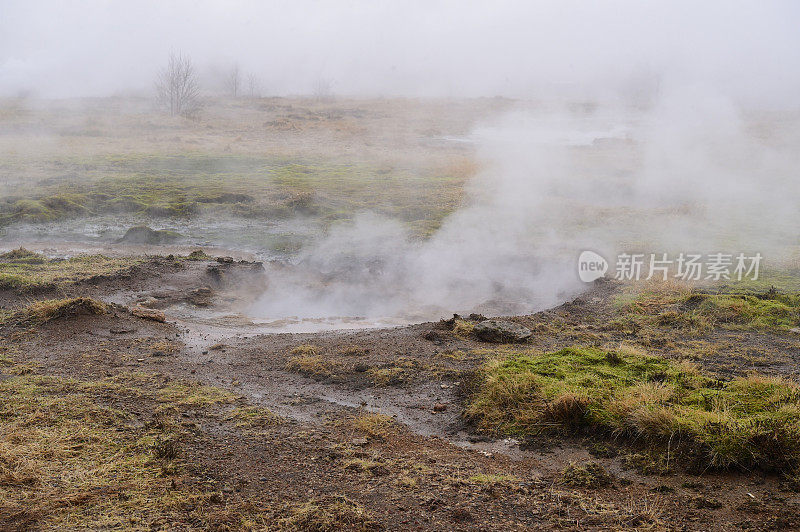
[0,153,467,237]
[466,346,800,471]
[621,284,800,331]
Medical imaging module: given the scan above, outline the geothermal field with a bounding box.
[2,2,800,531]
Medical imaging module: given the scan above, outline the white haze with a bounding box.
[1,1,799,323]
[253,85,800,322]
[1,1,799,105]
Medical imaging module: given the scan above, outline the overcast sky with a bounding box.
[1,1,798,104]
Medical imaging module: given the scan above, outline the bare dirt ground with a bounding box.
[2,254,799,531]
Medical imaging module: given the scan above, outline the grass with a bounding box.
[0,249,136,291]
[560,462,614,488]
[0,370,264,530]
[619,281,800,331]
[227,406,283,428]
[26,297,107,322]
[156,381,237,407]
[368,366,407,386]
[289,344,319,357]
[468,473,519,486]
[352,412,394,439]
[280,496,378,531]
[466,346,800,472]
[285,354,339,379]
[0,153,470,238]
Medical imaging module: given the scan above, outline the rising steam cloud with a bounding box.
[251,85,800,323]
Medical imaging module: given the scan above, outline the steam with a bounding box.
[2,1,799,104]
[252,87,800,322]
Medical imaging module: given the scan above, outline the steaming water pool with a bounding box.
[0,214,321,262]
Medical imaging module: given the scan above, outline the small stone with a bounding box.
[130,306,166,323]
[137,296,160,309]
[433,403,447,412]
[473,319,532,343]
[351,437,369,446]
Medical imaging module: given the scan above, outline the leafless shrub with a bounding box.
[247,73,261,98]
[226,63,241,97]
[313,77,334,101]
[155,52,202,117]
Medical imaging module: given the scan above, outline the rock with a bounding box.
[433,403,447,412]
[351,437,368,447]
[137,296,160,309]
[423,330,446,344]
[473,319,532,343]
[130,306,166,322]
[216,256,234,264]
[116,226,181,245]
[187,287,213,307]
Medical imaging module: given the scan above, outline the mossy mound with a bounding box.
[466,346,800,472]
[26,297,107,322]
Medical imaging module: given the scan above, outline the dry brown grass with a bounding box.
[26,297,107,322]
[352,412,395,439]
[285,354,338,378]
[279,495,378,531]
[0,374,218,529]
[290,344,320,356]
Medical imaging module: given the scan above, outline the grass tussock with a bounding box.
[466,346,800,472]
[156,381,237,406]
[560,462,614,488]
[620,282,800,331]
[290,344,320,356]
[285,354,338,379]
[26,297,107,322]
[352,412,394,439]
[280,496,378,531]
[452,319,476,337]
[0,249,136,291]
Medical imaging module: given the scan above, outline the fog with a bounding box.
[2,1,799,104]
[251,85,800,323]
[2,1,800,326]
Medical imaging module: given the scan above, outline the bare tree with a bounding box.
[312,77,334,102]
[156,53,202,117]
[226,64,241,97]
[247,73,261,98]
